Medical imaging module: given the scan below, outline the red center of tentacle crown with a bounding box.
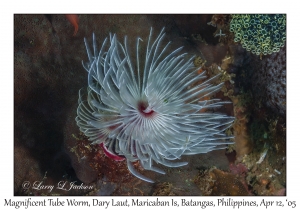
[137,101,156,118]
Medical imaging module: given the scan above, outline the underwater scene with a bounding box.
[14,14,286,196]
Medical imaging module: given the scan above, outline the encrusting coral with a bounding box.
[230,14,286,56]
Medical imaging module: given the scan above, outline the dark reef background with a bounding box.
[14,14,286,196]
